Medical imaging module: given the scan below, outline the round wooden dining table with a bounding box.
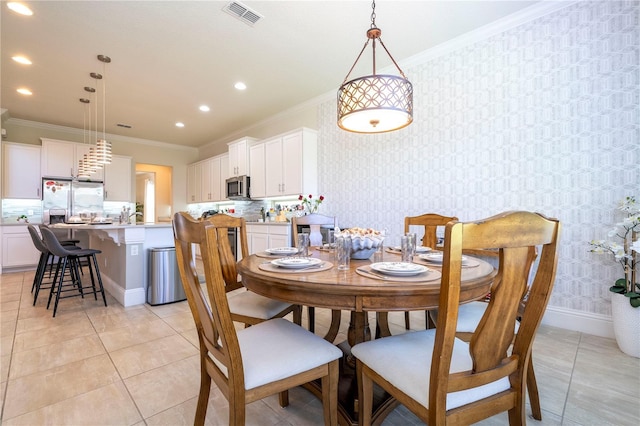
[237,248,496,425]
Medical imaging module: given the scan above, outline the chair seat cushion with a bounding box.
[235,318,342,390]
[227,289,294,319]
[457,301,519,334]
[351,329,510,411]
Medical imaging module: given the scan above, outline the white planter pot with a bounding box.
[611,292,640,358]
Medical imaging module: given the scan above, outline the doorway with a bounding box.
[135,163,172,223]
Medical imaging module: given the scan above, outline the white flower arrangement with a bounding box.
[590,196,639,308]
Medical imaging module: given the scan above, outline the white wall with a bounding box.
[317,0,639,337]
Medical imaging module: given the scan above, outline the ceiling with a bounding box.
[1,0,540,149]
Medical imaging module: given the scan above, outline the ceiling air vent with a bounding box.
[223,1,263,26]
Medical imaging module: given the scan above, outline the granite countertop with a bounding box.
[50,222,172,229]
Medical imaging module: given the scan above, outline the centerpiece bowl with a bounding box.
[335,227,385,260]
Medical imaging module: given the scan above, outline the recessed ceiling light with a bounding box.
[17,88,32,95]
[199,105,210,112]
[7,2,33,16]
[234,82,247,91]
[12,55,32,65]
[175,122,185,128]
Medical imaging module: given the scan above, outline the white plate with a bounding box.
[420,253,469,264]
[265,247,299,255]
[271,257,322,269]
[370,262,429,276]
[415,246,431,253]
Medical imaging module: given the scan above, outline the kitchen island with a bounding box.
[51,222,174,307]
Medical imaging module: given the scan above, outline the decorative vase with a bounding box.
[611,292,640,358]
[308,224,323,247]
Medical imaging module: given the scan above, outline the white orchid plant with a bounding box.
[590,196,640,308]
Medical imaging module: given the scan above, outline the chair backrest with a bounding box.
[404,213,458,249]
[28,225,48,254]
[430,211,560,423]
[202,213,248,293]
[40,226,74,258]
[291,213,336,246]
[172,212,244,393]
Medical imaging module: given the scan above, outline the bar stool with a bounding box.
[40,226,108,317]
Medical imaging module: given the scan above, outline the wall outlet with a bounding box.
[131,245,138,256]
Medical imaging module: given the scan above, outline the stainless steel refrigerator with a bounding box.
[42,178,104,223]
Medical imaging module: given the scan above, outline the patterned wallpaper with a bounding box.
[317,1,639,319]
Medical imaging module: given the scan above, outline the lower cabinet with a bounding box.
[246,223,291,254]
[2,226,40,269]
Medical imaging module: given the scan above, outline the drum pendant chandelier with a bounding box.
[337,0,413,133]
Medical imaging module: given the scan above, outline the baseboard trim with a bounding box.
[102,274,147,307]
[542,305,614,339]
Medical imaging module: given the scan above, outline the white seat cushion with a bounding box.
[212,318,342,390]
[351,329,510,411]
[457,301,519,333]
[227,289,294,319]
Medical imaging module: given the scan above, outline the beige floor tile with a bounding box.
[1,335,14,357]
[110,334,198,379]
[0,273,25,285]
[124,354,201,419]
[0,308,19,324]
[88,305,162,333]
[12,314,96,353]
[2,353,120,420]
[1,354,10,383]
[15,309,87,334]
[146,301,191,318]
[9,334,106,379]
[0,299,20,313]
[98,318,177,352]
[2,381,142,426]
[162,310,197,333]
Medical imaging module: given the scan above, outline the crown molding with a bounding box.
[6,117,198,152]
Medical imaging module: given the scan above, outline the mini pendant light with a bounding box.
[77,97,91,179]
[95,54,112,165]
[337,0,413,133]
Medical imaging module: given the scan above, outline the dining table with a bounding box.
[237,247,496,426]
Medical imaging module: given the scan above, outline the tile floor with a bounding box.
[1,270,639,425]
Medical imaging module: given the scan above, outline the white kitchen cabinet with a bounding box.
[2,142,41,199]
[219,153,229,200]
[187,163,197,203]
[248,143,266,198]
[104,155,132,201]
[188,154,226,203]
[263,128,317,197]
[200,156,222,202]
[1,225,40,268]
[227,137,257,177]
[246,223,291,254]
[41,138,104,180]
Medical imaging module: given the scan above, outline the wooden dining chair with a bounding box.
[376,212,458,334]
[291,213,341,338]
[203,213,302,326]
[449,246,543,420]
[352,211,560,425]
[173,212,341,426]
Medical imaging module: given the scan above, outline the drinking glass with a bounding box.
[401,233,416,262]
[335,235,351,270]
[297,233,310,257]
[326,230,336,252]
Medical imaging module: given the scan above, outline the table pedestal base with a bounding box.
[303,340,398,426]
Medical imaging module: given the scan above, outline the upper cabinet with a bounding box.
[227,137,257,177]
[2,142,41,199]
[261,128,317,198]
[41,138,104,181]
[248,143,266,198]
[104,155,132,202]
[186,154,227,203]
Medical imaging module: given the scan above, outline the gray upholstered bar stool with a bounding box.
[40,226,108,317]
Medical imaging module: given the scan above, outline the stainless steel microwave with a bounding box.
[226,175,250,200]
